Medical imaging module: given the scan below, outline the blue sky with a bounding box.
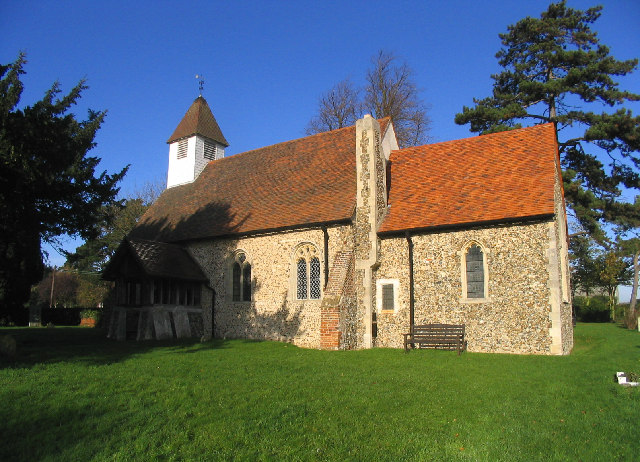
[2,1,640,297]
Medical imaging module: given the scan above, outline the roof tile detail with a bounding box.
[167,96,229,146]
[132,119,390,242]
[378,123,558,234]
[134,119,557,242]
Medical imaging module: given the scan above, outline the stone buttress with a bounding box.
[354,115,388,348]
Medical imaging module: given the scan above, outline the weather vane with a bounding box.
[195,74,205,96]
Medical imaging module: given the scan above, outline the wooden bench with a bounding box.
[403,323,466,355]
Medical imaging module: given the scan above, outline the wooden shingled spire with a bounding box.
[167,96,228,147]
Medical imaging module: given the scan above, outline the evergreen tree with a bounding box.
[569,234,600,297]
[455,1,640,240]
[0,54,127,322]
[67,185,161,273]
[64,184,162,308]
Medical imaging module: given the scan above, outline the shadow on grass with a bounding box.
[0,402,112,461]
[0,327,230,369]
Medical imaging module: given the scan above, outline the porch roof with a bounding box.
[103,238,207,282]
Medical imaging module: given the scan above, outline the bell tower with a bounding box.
[166,96,229,189]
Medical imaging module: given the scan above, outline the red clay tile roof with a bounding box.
[378,123,558,234]
[167,96,229,146]
[131,119,391,242]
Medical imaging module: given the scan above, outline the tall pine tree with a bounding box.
[0,54,127,322]
[455,1,640,240]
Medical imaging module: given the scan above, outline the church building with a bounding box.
[104,95,573,355]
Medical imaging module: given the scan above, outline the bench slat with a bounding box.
[404,323,466,355]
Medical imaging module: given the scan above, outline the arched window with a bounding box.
[297,259,307,299]
[232,262,241,301]
[242,264,251,302]
[294,244,321,300]
[310,257,321,299]
[465,245,484,298]
[460,242,489,301]
[231,251,252,302]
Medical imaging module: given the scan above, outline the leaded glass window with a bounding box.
[297,259,307,299]
[466,244,484,298]
[232,262,241,301]
[231,251,251,302]
[294,244,322,300]
[242,264,251,302]
[310,257,321,299]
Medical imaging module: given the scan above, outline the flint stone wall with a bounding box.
[188,225,354,348]
[375,220,567,354]
[552,159,574,354]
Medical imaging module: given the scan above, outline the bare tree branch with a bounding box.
[305,51,432,148]
[305,79,361,135]
[364,50,431,148]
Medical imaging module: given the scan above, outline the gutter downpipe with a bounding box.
[322,226,329,288]
[405,232,415,332]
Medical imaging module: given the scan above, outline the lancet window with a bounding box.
[295,244,321,300]
[231,251,252,302]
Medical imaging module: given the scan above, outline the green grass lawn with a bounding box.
[1,323,638,461]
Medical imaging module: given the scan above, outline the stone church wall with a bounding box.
[374,220,568,354]
[552,157,573,355]
[188,225,354,349]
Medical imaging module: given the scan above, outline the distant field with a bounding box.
[1,323,638,461]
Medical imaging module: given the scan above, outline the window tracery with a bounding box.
[294,244,321,300]
[231,251,251,302]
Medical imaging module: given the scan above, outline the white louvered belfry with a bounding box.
[166,96,228,189]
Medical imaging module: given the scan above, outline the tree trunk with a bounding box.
[627,251,639,329]
[49,269,55,309]
[547,68,557,120]
[608,286,616,322]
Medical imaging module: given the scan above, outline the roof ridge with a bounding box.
[194,128,354,174]
[221,116,390,161]
[392,123,555,156]
[127,236,178,247]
